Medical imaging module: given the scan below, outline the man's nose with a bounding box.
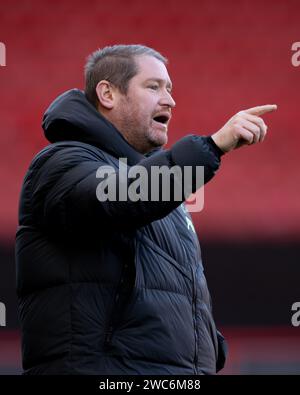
[159,91,176,108]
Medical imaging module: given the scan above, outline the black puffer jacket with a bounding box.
[16,89,227,375]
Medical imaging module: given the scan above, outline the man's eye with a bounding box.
[148,85,159,90]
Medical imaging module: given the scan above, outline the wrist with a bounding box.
[210,134,227,154]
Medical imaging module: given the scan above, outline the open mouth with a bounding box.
[152,114,170,125]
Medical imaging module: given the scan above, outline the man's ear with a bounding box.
[96,80,116,110]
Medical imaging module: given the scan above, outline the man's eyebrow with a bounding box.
[145,78,173,90]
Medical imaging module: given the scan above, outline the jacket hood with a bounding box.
[42,89,144,165]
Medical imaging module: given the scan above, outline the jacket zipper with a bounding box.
[191,267,198,374]
[104,235,137,347]
[104,269,125,346]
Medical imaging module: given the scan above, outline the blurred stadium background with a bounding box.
[0,0,299,374]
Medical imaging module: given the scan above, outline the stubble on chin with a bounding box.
[146,125,168,149]
[114,100,167,153]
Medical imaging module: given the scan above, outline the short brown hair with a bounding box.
[84,44,167,107]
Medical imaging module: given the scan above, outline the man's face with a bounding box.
[113,55,176,154]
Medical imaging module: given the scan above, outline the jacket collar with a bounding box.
[42,89,146,166]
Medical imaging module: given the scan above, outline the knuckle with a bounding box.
[234,116,242,124]
[237,110,245,116]
[232,123,241,132]
[260,119,266,128]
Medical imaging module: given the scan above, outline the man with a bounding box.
[15,44,276,375]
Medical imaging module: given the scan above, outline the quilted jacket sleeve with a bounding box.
[26,135,222,235]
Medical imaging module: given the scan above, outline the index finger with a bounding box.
[244,104,277,116]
